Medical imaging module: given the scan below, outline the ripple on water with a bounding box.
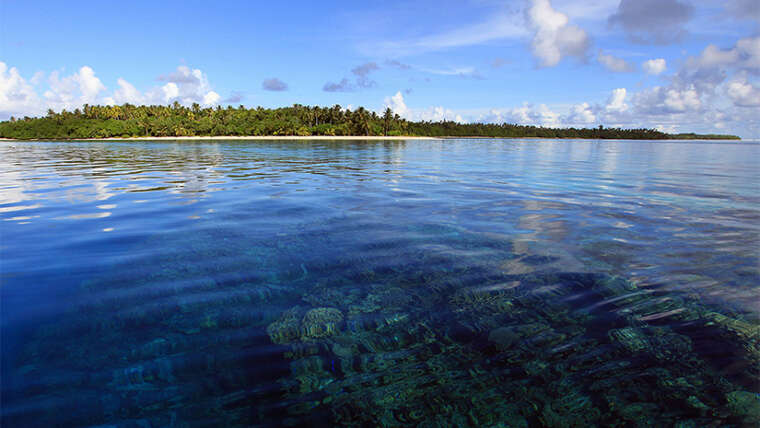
[1,139,758,426]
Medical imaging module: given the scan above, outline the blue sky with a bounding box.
[1,0,758,137]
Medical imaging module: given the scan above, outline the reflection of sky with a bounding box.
[1,140,758,315]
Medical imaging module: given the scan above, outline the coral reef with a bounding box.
[5,227,759,427]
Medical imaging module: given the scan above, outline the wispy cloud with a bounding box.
[323,62,380,92]
[385,60,411,70]
[418,66,484,79]
[360,11,528,57]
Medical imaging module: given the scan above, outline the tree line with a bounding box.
[0,103,740,140]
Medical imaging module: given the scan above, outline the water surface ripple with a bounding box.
[1,139,758,427]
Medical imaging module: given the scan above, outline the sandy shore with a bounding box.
[0,136,440,142]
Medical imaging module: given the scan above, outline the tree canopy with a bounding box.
[0,103,740,140]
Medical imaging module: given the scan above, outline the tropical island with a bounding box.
[0,103,740,140]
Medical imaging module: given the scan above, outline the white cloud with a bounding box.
[686,37,760,75]
[566,102,596,124]
[383,91,462,123]
[0,63,223,120]
[642,58,667,75]
[43,66,106,110]
[111,78,144,104]
[483,103,562,127]
[606,88,629,113]
[384,91,409,118]
[162,82,180,102]
[598,52,633,72]
[0,62,42,117]
[153,65,220,105]
[417,106,463,123]
[77,66,106,103]
[202,91,221,106]
[664,87,701,112]
[527,0,590,67]
[726,76,760,107]
[633,85,701,114]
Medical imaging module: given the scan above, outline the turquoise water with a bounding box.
[1,139,758,427]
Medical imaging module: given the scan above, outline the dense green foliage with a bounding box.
[0,103,740,140]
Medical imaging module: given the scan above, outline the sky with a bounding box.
[0,0,759,138]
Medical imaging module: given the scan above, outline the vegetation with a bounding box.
[0,103,740,140]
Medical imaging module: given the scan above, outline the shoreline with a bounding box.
[0,136,437,142]
[0,135,746,142]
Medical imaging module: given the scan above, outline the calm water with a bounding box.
[1,139,758,427]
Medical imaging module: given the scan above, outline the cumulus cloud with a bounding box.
[565,102,596,124]
[149,66,220,106]
[687,37,760,75]
[598,51,633,72]
[384,91,410,118]
[43,66,106,108]
[110,78,144,104]
[0,63,223,120]
[642,58,667,75]
[202,91,220,106]
[726,75,760,107]
[666,36,760,106]
[608,0,694,45]
[595,37,760,135]
[527,0,591,67]
[606,88,629,113]
[383,91,463,123]
[561,88,634,126]
[0,62,42,117]
[262,78,288,92]
[634,85,701,114]
[481,103,561,127]
[161,82,179,102]
[157,67,202,84]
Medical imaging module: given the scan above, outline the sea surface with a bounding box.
[1,138,758,427]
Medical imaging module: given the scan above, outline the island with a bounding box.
[0,103,741,140]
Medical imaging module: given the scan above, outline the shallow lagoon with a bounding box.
[1,139,758,426]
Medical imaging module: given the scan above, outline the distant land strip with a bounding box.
[0,103,741,141]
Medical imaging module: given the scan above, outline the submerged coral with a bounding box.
[6,226,759,427]
[301,307,344,339]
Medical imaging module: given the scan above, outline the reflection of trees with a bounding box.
[0,140,418,209]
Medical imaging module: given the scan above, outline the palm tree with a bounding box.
[383,107,393,136]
